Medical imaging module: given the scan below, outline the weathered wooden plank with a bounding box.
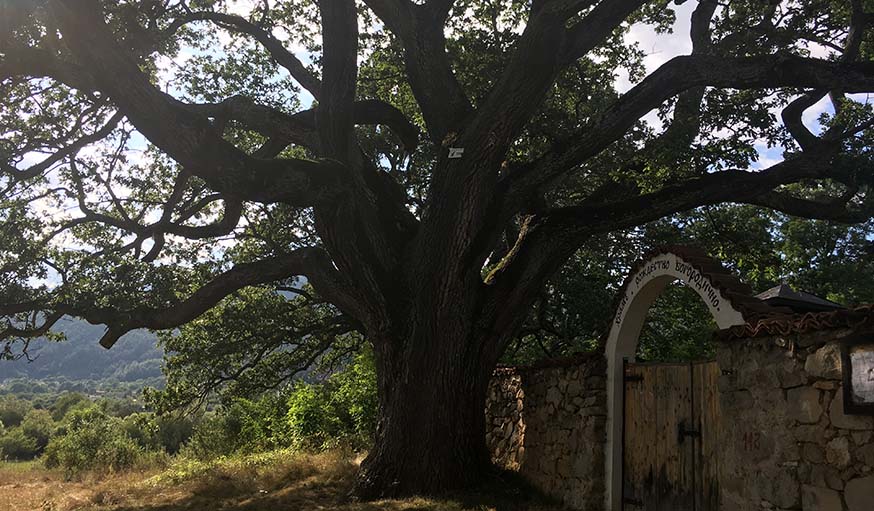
[624,363,656,510]
[654,365,669,511]
[659,364,694,511]
[624,362,698,511]
[693,361,721,511]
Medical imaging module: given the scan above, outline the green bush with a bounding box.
[121,413,194,454]
[180,413,236,460]
[20,409,53,453]
[183,395,289,460]
[285,350,376,450]
[155,415,195,454]
[181,349,377,458]
[0,396,32,428]
[43,406,143,476]
[121,413,162,451]
[0,427,38,460]
[329,349,377,440]
[0,409,54,460]
[50,392,89,421]
[285,383,334,449]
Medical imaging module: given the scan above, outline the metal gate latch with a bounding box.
[678,420,701,443]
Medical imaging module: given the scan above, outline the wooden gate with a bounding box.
[622,361,721,511]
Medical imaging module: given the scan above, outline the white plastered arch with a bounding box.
[602,251,748,511]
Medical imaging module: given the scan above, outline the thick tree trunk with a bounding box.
[354,331,497,499]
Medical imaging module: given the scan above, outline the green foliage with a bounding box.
[0,390,191,468]
[183,395,289,460]
[0,395,31,428]
[181,350,377,459]
[505,204,874,364]
[120,413,194,455]
[636,285,716,362]
[43,406,144,476]
[154,415,195,455]
[147,285,360,414]
[285,350,377,450]
[0,407,54,460]
[19,409,53,454]
[50,392,89,421]
[0,427,37,460]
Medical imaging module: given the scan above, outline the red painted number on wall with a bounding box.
[742,431,761,451]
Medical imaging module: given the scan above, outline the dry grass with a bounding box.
[0,451,567,511]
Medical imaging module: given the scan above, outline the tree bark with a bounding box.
[355,330,497,499]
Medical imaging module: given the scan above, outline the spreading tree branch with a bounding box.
[317,0,360,161]
[0,247,362,349]
[165,10,322,99]
[47,0,347,207]
[560,0,648,65]
[362,0,472,141]
[502,54,874,215]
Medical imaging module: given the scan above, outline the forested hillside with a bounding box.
[0,318,162,382]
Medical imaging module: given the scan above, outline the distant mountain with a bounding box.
[0,317,164,382]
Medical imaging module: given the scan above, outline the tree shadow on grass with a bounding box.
[91,464,566,511]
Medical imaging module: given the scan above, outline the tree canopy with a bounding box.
[2,0,874,497]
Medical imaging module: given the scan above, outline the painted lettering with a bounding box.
[742,431,761,451]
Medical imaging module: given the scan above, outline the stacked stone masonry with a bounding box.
[485,354,608,510]
[716,328,874,511]
[486,328,874,510]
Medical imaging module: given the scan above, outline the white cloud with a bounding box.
[18,151,45,169]
[620,2,695,94]
[801,95,832,136]
[617,2,695,132]
[226,0,258,17]
[751,144,783,170]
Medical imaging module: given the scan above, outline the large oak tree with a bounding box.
[2,0,874,498]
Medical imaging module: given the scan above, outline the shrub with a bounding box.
[49,392,89,421]
[285,383,334,449]
[0,396,32,428]
[121,413,194,454]
[0,408,55,460]
[183,396,288,459]
[20,409,53,453]
[121,413,162,451]
[181,413,236,460]
[155,414,195,455]
[0,427,38,460]
[285,350,376,450]
[43,406,143,476]
[329,349,377,441]
[182,349,377,458]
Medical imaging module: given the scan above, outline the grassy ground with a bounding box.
[0,451,566,511]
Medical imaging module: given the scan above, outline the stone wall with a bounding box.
[717,329,874,511]
[485,354,607,510]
